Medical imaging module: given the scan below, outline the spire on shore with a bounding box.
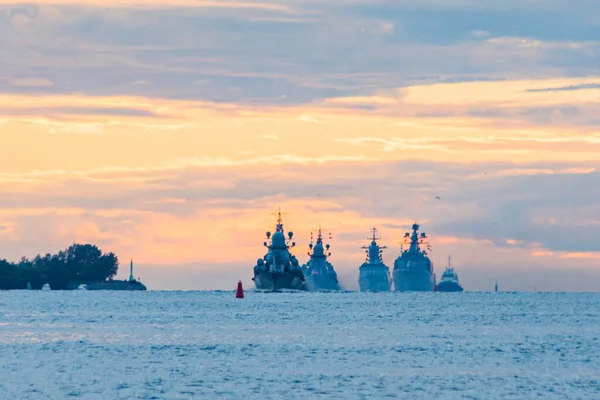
[129,259,135,282]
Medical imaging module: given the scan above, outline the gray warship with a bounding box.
[301,228,340,291]
[393,223,435,291]
[436,256,463,292]
[252,209,306,291]
[358,228,392,292]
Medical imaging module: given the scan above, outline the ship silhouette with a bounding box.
[393,223,435,292]
[358,228,392,292]
[436,255,464,292]
[252,209,306,291]
[302,227,340,291]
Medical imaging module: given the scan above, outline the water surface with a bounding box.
[0,291,598,399]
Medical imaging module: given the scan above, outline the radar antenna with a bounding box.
[264,207,295,247]
[368,227,381,241]
[361,227,387,248]
[270,206,291,232]
[401,221,431,254]
[308,225,333,258]
[361,227,387,262]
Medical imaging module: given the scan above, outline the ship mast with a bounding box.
[308,226,332,258]
[311,226,326,246]
[369,227,381,242]
[270,206,290,233]
[361,227,386,262]
[401,222,431,254]
[265,207,295,248]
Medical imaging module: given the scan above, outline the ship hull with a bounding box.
[359,275,391,292]
[393,269,434,292]
[253,271,306,291]
[359,277,391,292]
[305,273,340,291]
[358,270,391,292]
[436,281,464,292]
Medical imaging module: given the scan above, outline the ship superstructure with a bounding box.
[435,255,464,292]
[302,228,340,291]
[393,223,435,291]
[252,209,306,290]
[358,228,392,292]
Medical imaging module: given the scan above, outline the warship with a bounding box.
[252,209,306,290]
[358,228,392,292]
[435,255,464,292]
[301,228,340,291]
[393,223,435,292]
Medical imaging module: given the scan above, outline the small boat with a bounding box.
[435,256,464,292]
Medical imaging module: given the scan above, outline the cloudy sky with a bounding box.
[1,0,599,290]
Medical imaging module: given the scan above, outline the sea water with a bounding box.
[0,291,598,399]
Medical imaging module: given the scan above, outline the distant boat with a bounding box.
[302,227,340,291]
[393,223,435,292]
[358,228,392,292]
[252,208,306,291]
[41,283,51,291]
[77,284,88,290]
[436,256,464,292]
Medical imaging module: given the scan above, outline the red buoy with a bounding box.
[236,280,244,298]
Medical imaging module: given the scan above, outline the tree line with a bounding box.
[0,243,119,290]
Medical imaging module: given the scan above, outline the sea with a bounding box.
[0,291,598,399]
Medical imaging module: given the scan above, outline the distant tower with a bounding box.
[494,280,498,292]
[129,259,135,282]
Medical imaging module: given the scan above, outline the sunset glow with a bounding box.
[2,0,599,290]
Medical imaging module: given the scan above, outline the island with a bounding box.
[0,243,146,290]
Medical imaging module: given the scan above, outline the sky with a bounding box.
[1,0,599,291]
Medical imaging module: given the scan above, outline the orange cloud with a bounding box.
[560,252,600,259]
[0,0,295,12]
[1,77,600,180]
[397,77,600,108]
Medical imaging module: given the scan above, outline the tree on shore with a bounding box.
[0,259,21,290]
[0,244,120,290]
